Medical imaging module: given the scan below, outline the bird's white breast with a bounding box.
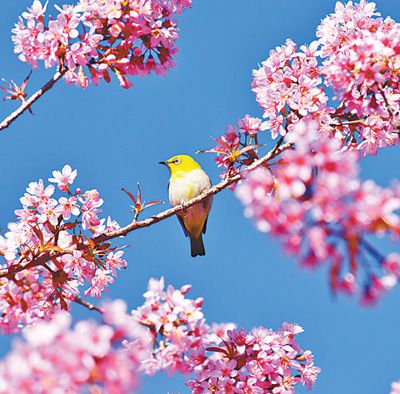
[169,169,211,206]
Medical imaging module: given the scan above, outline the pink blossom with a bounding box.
[0,279,316,391]
[316,0,400,155]
[236,119,400,302]
[131,277,210,375]
[55,196,80,220]
[22,0,49,20]
[36,198,59,225]
[105,251,127,276]
[0,165,126,332]
[127,278,320,392]
[48,164,77,192]
[0,310,145,393]
[203,2,400,303]
[84,269,114,297]
[238,115,266,136]
[245,0,400,156]
[25,179,55,201]
[204,118,262,182]
[252,39,330,139]
[79,189,104,230]
[13,0,192,88]
[187,324,320,393]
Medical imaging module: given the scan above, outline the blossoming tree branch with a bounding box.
[0,0,399,392]
[0,0,191,130]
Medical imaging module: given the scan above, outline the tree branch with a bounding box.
[0,140,291,278]
[94,141,292,242]
[0,70,66,131]
[73,296,103,314]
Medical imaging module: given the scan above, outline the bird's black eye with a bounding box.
[173,159,181,165]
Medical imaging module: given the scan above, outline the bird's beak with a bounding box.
[159,161,168,166]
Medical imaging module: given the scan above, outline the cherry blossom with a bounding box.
[48,164,77,192]
[1,0,399,391]
[0,309,148,394]
[187,324,320,393]
[235,120,400,303]
[0,280,320,393]
[317,0,400,155]
[0,165,126,332]
[252,39,330,139]
[202,116,264,181]
[130,277,209,375]
[12,0,192,88]
[204,1,400,302]
[128,278,320,391]
[250,0,400,156]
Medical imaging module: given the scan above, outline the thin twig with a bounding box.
[360,237,385,264]
[331,119,366,127]
[378,87,395,118]
[378,86,400,133]
[270,135,285,156]
[0,141,292,278]
[73,296,103,314]
[0,70,66,131]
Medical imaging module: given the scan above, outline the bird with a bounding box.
[159,154,212,257]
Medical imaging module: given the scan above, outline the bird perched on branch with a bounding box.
[160,154,212,257]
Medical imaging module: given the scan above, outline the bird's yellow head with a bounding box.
[159,154,201,176]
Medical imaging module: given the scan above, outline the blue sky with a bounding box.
[0,0,399,393]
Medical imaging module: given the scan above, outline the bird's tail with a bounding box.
[190,235,205,257]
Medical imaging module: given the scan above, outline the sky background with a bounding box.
[0,0,399,393]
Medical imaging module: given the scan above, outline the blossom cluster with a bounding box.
[318,0,400,155]
[0,278,320,393]
[236,120,400,303]
[12,0,191,88]
[130,276,209,375]
[209,1,399,187]
[128,277,320,393]
[0,309,149,394]
[0,165,126,333]
[205,1,400,303]
[252,39,330,140]
[204,115,266,179]
[251,0,399,156]
[187,324,320,393]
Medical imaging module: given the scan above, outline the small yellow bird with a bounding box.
[160,155,212,257]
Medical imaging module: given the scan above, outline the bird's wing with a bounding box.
[201,194,212,234]
[177,214,189,237]
[202,217,208,234]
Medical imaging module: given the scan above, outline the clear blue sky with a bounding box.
[0,1,399,393]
